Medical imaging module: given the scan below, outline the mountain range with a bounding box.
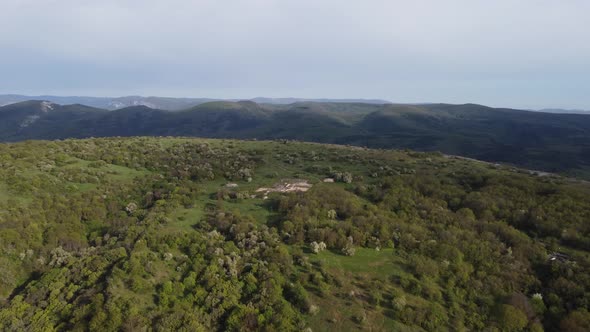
[2,99,590,179]
[0,94,391,111]
[2,94,589,113]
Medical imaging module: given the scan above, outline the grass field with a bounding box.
[305,248,423,331]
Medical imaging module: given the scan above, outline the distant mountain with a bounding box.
[0,94,219,111]
[1,100,590,178]
[0,94,391,111]
[537,108,590,114]
[0,100,107,141]
[250,97,391,104]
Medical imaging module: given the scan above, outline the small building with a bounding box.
[323,178,335,183]
[225,183,238,188]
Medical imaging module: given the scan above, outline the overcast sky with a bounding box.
[1,0,589,109]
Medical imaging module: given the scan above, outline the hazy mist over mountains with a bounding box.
[2,94,588,113]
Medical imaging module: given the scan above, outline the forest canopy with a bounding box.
[1,137,589,331]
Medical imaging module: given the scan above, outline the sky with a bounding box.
[1,0,589,109]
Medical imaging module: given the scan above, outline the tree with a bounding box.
[310,241,326,254]
[495,304,528,332]
[327,209,337,220]
[560,309,590,332]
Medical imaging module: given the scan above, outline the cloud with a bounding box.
[0,0,589,108]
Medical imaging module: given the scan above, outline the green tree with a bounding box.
[495,304,528,332]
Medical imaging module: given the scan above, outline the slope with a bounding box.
[1,137,590,331]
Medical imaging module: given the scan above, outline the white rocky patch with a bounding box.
[40,101,54,113]
[107,100,157,109]
[132,100,157,108]
[20,115,41,128]
[256,179,312,195]
[108,101,126,109]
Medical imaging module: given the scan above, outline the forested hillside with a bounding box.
[2,101,590,179]
[1,137,590,331]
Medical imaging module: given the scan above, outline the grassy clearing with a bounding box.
[307,296,421,332]
[106,164,150,181]
[310,248,406,279]
[305,248,419,332]
[61,157,151,181]
[168,206,206,231]
[224,198,274,223]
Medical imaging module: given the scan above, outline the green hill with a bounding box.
[1,137,590,331]
[2,101,590,178]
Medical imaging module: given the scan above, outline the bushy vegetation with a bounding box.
[1,137,589,331]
